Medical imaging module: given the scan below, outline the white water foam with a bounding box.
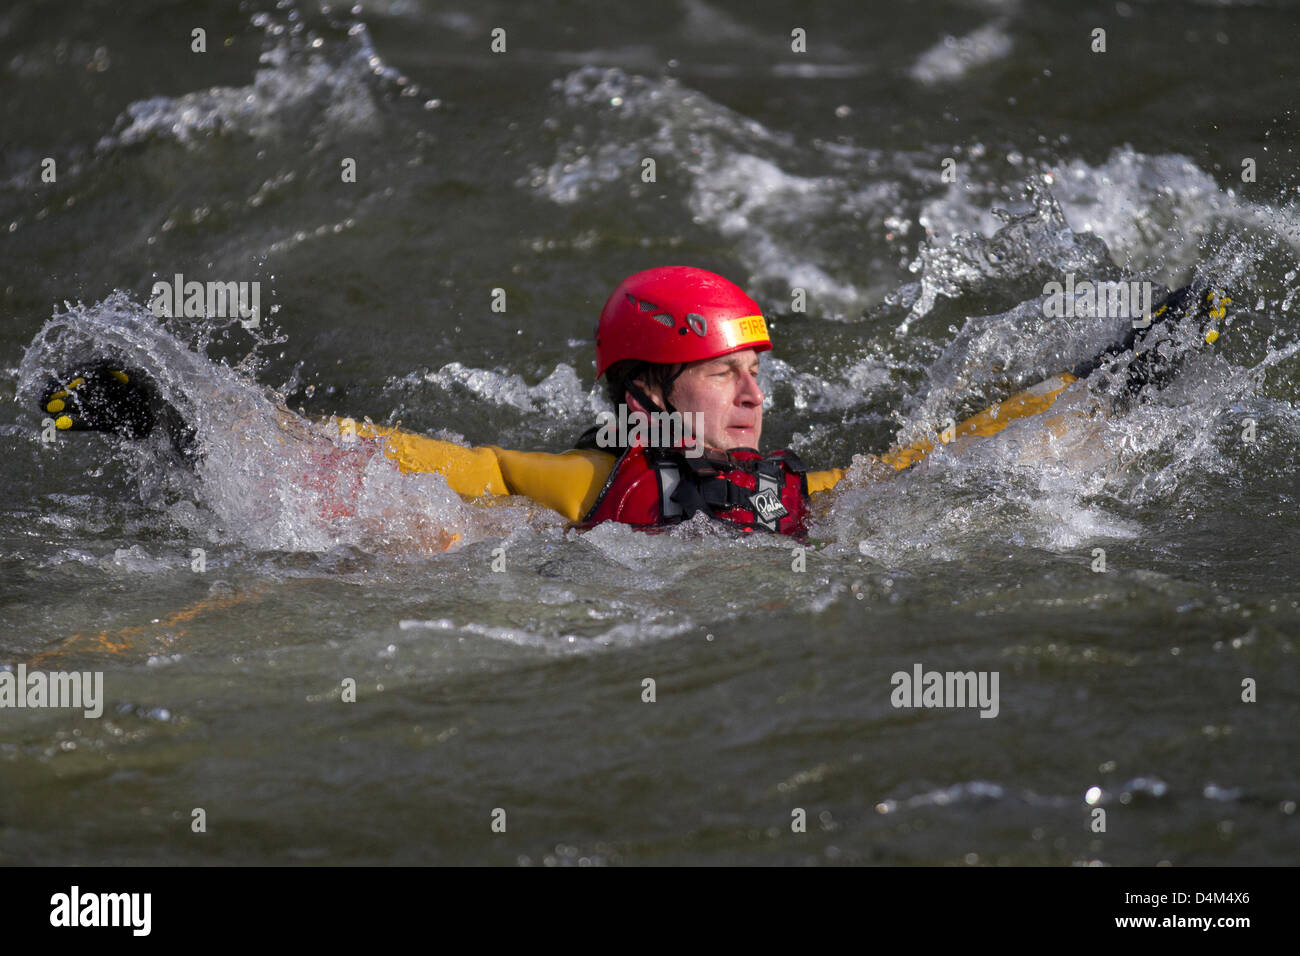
[18,294,499,555]
[525,67,885,315]
[96,15,411,152]
[386,361,598,419]
[908,22,1014,86]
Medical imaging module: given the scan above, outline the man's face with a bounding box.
[635,349,765,451]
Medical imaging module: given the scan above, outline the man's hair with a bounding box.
[603,359,684,411]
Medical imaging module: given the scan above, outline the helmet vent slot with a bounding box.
[629,294,661,313]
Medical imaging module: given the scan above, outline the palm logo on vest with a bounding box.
[749,478,788,530]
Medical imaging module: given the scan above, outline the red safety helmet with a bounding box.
[594,266,771,379]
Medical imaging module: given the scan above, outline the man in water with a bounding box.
[38,266,1229,539]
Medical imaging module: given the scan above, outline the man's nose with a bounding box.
[738,370,764,406]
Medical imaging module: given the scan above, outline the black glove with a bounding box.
[1071,280,1232,394]
[39,362,197,456]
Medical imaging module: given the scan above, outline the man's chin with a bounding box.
[713,428,760,450]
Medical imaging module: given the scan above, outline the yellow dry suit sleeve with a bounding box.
[807,467,849,495]
[344,422,510,496]
[807,372,1080,496]
[333,420,615,521]
[483,446,617,522]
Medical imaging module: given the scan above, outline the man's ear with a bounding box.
[625,390,650,417]
[625,376,664,414]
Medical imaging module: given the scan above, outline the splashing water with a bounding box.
[95,11,417,153]
[16,293,512,555]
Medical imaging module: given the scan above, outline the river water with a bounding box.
[2,0,1297,865]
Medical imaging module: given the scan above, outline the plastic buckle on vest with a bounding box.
[699,477,746,511]
[770,449,807,474]
[654,457,685,519]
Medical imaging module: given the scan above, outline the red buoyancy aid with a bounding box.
[579,444,811,536]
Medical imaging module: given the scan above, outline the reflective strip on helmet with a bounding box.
[717,315,769,349]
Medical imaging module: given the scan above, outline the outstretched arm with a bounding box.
[332,420,616,522]
[805,372,1080,496]
[807,281,1232,496]
[37,368,616,523]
